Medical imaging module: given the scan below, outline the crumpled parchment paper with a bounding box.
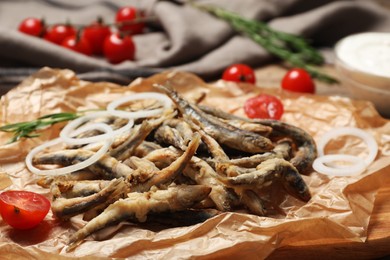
[0,67,389,259]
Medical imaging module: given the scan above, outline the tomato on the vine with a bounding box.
[103,33,135,64]
[44,24,76,45]
[281,68,315,93]
[222,64,256,84]
[0,190,51,230]
[244,94,284,120]
[61,35,93,56]
[82,21,111,55]
[115,6,145,35]
[18,18,45,37]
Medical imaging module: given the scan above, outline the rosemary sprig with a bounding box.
[192,3,338,84]
[0,112,80,143]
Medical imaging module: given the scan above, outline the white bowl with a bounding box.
[335,32,390,118]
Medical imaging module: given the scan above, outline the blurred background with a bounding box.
[0,0,389,100]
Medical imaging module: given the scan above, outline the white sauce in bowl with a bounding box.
[336,32,390,78]
[335,32,390,117]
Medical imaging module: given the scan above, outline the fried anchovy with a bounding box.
[37,171,97,188]
[225,139,293,168]
[199,105,317,174]
[195,129,267,214]
[144,147,239,212]
[52,178,128,220]
[164,118,209,152]
[109,118,159,161]
[123,156,160,183]
[67,185,212,250]
[82,180,132,221]
[155,84,274,153]
[133,141,163,158]
[230,158,311,202]
[154,124,188,150]
[184,156,239,211]
[50,180,111,199]
[256,119,317,174]
[221,118,272,136]
[239,189,267,216]
[133,133,201,192]
[33,149,135,179]
[164,118,194,143]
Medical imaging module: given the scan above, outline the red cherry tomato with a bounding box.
[0,190,51,230]
[103,33,135,64]
[61,35,93,56]
[44,24,76,45]
[115,6,145,35]
[222,64,256,84]
[82,21,111,55]
[244,94,284,120]
[18,18,45,37]
[281,68,315,93]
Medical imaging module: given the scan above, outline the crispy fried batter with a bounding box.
[30,86,315,249]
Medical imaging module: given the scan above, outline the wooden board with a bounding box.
[267,179,390,259]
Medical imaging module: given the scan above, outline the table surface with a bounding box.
[254,64,347,96]
[0,64,388,259]
[0,1,389,256]
[268,176,390,260]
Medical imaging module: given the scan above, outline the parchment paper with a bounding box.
[0,67,389,259]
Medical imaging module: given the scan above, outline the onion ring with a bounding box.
[317,127,378,166]
[27,92,172,176]
[313,154,367,176]
[314,127,378,177]
[26,123,113,176]
[60,111,134,145]
[107,92,172,119]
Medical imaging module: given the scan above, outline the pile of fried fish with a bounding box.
[33,85,316,250]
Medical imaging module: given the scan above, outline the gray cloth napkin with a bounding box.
[0,0,389,89]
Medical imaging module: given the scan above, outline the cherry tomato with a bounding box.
[18,18,45,37]
[61,35,93,56]
[281,68,315,93]
[82,21,111,55]
[244,94,284,120]
[44,24,76,45]
[0,190,51,230]
[103,33,135,64]
[222,64,256,84]
[115,6,145,35]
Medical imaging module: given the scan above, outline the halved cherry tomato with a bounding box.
[244,94,284,120]
[82,20,111,55]
[18,18,45,37]
[0,190,51,230]
[62,35,93,56]
[222,64,256,84]
[281,68,315,93]
[103,32,135,64]
[44,24,76,45]
[115,6,145,35]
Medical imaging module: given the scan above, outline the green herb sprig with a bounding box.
[0,112,80,143]
[191,3,338,84]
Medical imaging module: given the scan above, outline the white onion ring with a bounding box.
[313,154,367,176]
[107,92,172,119]
[26,92,172,176]
[60,111,134,145]
[317,127,378,166]
[314,127,378,177]
[25,123,113,176]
